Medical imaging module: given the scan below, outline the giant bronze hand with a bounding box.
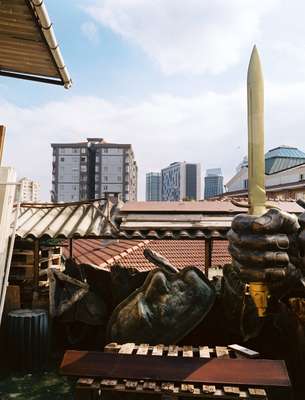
[107,249,215,344]
[228,208,302,300]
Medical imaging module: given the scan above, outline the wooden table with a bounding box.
[60,343,292,400]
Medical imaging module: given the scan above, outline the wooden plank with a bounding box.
[248,388,267,397]
[143,381,156,391]
[77,378,94,386]
[216,346,230,359]
[60,351,291,388]
[152,344,164,356]
[118,343,135,354]
[182,345,193,358]
[223,386,240,395]
[104,343,120,353]
[136,343,149,355]
[168,344,179,357]
[101,379,117,387]
[125,380,137,390]
[161,382,175,393]
[228,344,260,359]
[199,346,211,358]
[4,285,20,313]
[181,384,195,393]
[202,385,216,394]
[75,379,99,400]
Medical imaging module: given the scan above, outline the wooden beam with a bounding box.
[0,126,6,166]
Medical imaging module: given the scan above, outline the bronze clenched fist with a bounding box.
[227,208,303,298]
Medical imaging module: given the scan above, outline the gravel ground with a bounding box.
[0,371,74,400]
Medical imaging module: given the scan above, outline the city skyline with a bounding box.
[2,1,305,200]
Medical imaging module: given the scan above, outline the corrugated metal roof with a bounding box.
[64,239,231,272]
[14,199,119,239]
[12,199,304,240]
[0,0,71,87]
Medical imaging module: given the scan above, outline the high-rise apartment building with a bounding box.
[161,162,201,201]
[51,138,137,202]
[15,177,40,203]
[146,172,161,201]
[204,168,224,199]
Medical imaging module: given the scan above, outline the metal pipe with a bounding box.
[29,0,72,89]
[0,71,64,86]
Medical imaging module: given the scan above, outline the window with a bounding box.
[73,148,78,154]
[60,157,65,162]
[81,148,86,154]
[300,174,304,181]
[104,185,108,190]
[118,166,122,172]
[243,179,248,189]
[104,166,108,171]
[81,156,87,162]
[80,165,87,172]
[95,166,99,172]
[104,176,108,182]
[117,176,121,182]
[103,148,108,154]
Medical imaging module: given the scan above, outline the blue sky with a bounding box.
[2,0,305,200]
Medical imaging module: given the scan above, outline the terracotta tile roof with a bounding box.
[64,239,231,273]
[121,200,304,214]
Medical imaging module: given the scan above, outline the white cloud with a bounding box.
[81,21,99,43]
[83,0,277,75]
[2,78,305,200]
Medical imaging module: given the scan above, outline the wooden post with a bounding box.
[33,239,40,290]
[0,126,6,166]
[204,239,212,277]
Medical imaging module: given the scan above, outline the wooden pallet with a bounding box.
[73,344,275,400]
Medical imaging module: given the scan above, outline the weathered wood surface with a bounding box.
[60,350,290,387]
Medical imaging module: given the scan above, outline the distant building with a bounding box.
[161,162,201,201]
[204,168,224,199]
[225,145,305,201]
[16,177,40,203]
[51,138,137,202]
[146,172,161,201]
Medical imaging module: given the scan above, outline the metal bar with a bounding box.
[0,126,6,166]
[0,70,63,85]
[33,239,40,290]
[204,239,212,277]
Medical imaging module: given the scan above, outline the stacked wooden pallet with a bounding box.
[10,241,62,282]
[5,240,63,310]
[70,343,278,400]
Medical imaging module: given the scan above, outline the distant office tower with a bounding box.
[204,168,224,199]
[15,177,40,203]
[51,138,137,202]
[146,172,161,201]
[161,162,201,201]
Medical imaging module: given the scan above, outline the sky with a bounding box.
[2,0,305,200]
